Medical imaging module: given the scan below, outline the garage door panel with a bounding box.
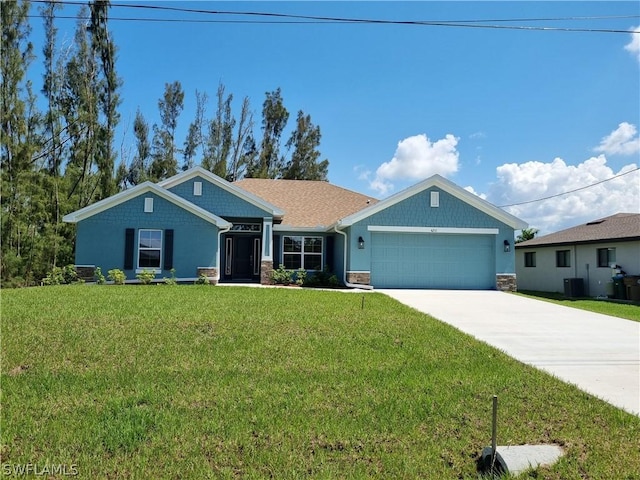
[371,233,495,289]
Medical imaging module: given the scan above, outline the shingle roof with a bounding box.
[233,179,378,229]
[516,213,640,248]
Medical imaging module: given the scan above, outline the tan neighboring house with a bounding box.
[515,213,640,297]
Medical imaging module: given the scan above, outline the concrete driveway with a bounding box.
[381,290,640,416]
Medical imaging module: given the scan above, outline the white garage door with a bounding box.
[370,232,495,289]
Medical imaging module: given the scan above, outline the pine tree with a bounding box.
[128,109,151,185]
[1,0,45,285]
[203,83,234,178]
[227,96,254,181]
[282,110,329,181]
[246,88,289,178]
[89,0,121,198]
[183,89,207,171]
[40,0,65,268]
[150,81,184,181]
[60,6,101,209]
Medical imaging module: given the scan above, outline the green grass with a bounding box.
[2,286,639,479]
[516,290,640,322]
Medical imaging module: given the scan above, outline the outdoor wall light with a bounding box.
[503,240,511,252]
[358,236,365,249]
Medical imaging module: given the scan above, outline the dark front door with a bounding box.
[225,235,261,281]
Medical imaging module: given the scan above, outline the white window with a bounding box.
[283,236,323,270]
[138,229,162,269]
[193,181,202,196]
[430,191,440,207]
[144,197,154,213]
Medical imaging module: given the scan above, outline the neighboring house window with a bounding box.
[556,250,571,268]
[193,181,202,196]
[138,229,162,269]
[597,247,616,267]
[524,252,536,267]
[283,236,323,270]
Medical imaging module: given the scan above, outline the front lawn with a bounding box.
[516,290,640,322]
[2,286,639,479]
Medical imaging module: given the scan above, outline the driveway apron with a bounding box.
[381,290,640,416]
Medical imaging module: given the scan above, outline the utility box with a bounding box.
[564,278,584,298]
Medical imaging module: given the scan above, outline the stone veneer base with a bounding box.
[496,274,517,292]
[346,271,370,286]
[75,265,96,283]
[261,261,274,285]
[197,267,218,285]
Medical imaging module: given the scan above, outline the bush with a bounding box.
[195,274,210,285]
[42,265,80,286]
[163,268,178,285]
[271,264,293,285]
[107,269,126,285]
[305,266,341,288]
[95,267,106,285]
[136,270,156,285]
[295,268,307,286]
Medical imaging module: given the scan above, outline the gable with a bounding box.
[159,167,284,219]
[338,174,527,230]
[360,187,511,229]
[63,182,230,227]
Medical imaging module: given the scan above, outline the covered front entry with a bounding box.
[370,232,495,289]
[223,234,262,282]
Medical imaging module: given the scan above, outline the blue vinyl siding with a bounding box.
[75,192,219,277]
[168,176,271,218]
[371,233,495,289]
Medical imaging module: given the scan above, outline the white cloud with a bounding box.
[464,185,487,200]
[489,155,639,235]
[624,25,640,62]
[594,122,640,156]
[353,164,371,181]
[370,133,460,195]
[469,131,486,140]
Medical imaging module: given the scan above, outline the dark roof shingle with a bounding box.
[516,213,640,247]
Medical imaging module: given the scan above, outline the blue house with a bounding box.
[63,166,527,290]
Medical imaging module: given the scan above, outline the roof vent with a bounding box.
[586,220,605,226]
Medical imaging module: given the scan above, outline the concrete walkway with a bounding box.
[380,290,640,416]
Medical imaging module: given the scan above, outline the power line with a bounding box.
[498,167,640,208]
[27,1,640,34]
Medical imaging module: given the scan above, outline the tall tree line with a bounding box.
[1,0,329,287]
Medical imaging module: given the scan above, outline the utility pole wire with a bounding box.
[26,0,640,34]
[498,167,640,207]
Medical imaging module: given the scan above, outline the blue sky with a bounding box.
[27,1,640,234]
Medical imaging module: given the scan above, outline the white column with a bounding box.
[262,218,273,261]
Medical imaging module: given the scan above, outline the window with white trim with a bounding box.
[193,181,202,196]
[430,191,440,207]
[144,197,154,213]
[138,229,162,269]
[283,236,323,270]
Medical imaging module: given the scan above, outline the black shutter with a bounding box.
[124,228,135,270]
[273,235,281,267]
[164,229,174,270]
[325,236,334,271]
